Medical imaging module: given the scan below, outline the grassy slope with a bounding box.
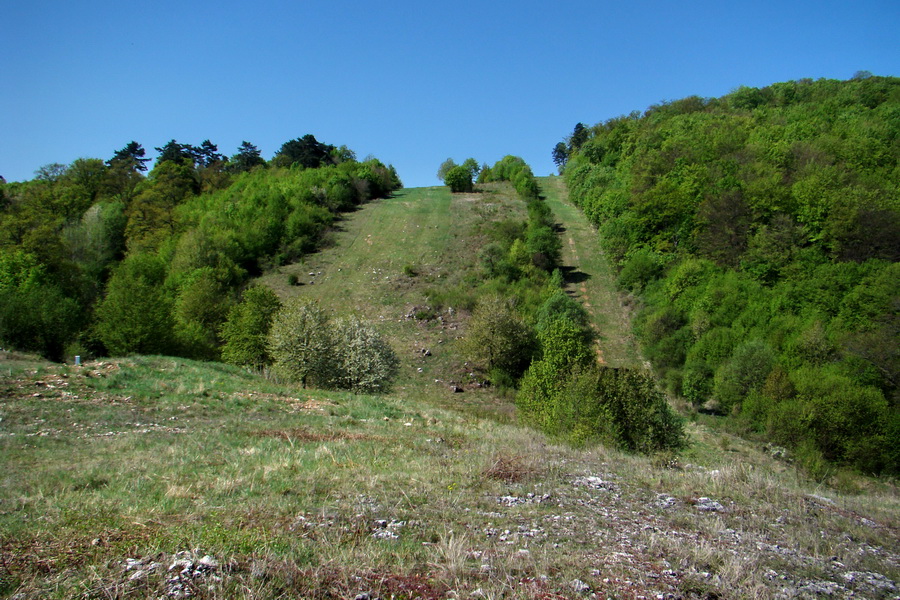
[538,176,641,369]
[1,183,899,600]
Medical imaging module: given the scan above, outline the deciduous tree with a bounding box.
[220,285,282,368]
[443,165,473,193]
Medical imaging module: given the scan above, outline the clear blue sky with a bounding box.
[2,0,897,188]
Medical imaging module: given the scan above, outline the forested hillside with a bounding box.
[560,75,899,475]
[0,136,401,362]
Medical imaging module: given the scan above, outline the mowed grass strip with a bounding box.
[539,176,641,368]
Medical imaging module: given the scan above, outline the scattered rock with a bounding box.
[694,497,725,512]
[371,529,398,540]
[842,570,897,594]
[571,578,591,594]
[497,493,551,507]
[574,476,618,492]
[654,494,677,509]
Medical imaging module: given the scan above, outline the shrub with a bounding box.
[0,250,83,361]
[516,363,685,453]
[712,340,775,413]
[594,367,686,453]
[461,295,537,381]
[95,253,175,356]
[173,267,231,360]
[267,298,336,387]
[267,299,399,393]
[536,290,592,335]
[618,248,664,292]
[332,315,400,393]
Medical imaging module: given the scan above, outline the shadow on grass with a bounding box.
[560,265,591,284]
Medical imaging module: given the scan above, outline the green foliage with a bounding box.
[272,134,335,169]
[220,285,282,369]
[228,141,266,173]
[461,158,481,180]
[95,253,175,356]
[267,298,335,388]
[0,249,83,361]
[436,158,457,182]
[267,298,399,393]
[331,315,400,393]
[172,268,232,360]
[460,295,536,381]
[2,137,400,365]
[62,200,127,285]
[564,76,900,474]
[443,165,473,193]
[537,317,594,372]
[712,340,775,413]
[480,156,541,201]
[517,362,685,453]
[552,142,568,173]
[126,159,199,252]
[618,248,665,292]
[536,290,592,335]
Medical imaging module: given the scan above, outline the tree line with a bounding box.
[559,75,899,475]
[0,135,402,363]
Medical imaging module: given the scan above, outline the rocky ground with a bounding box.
[2,358,899,600]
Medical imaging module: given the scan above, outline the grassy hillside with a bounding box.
[2,181,899,599]
[259,183,531,419]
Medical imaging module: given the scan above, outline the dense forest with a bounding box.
[0,136,402,363]
[559,75,899,475]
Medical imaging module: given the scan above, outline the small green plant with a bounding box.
[414,308,435,321]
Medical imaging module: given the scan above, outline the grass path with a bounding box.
[539,176,641,368]
[258,184,525,417]
[260,186,455,311]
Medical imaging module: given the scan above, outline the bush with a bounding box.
[173,268,232,360]
[0,250,83,361]
[712,340,775,413]
[461,295,536,381]
[332,315,399,393]
[618,248,664,292]
[516,363,685,453]
[594,367,686,453]
[267,299,399,393]
[267,298,336,387]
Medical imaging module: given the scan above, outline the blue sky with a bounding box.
[1,0,897,188]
